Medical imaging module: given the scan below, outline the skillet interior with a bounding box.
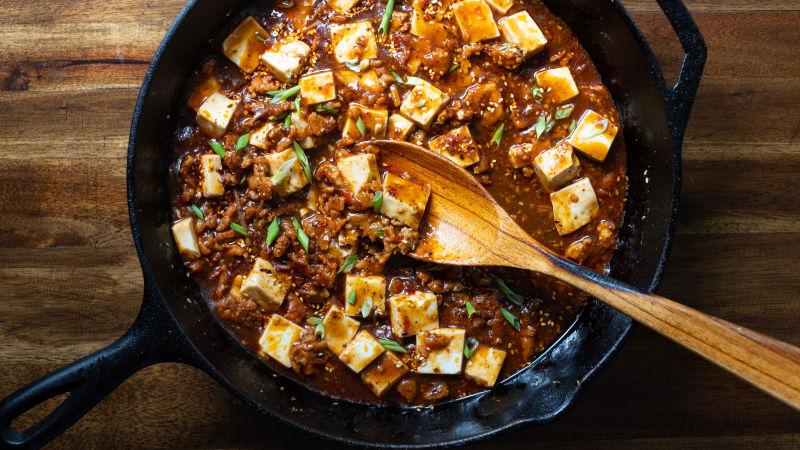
[128,0,677,446]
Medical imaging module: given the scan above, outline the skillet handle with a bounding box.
[656,0,707,145]
[0,286,192,449]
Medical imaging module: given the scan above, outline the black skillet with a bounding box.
[0,0,705,447]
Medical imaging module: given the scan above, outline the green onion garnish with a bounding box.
[239,174,247,185]
[361,296,373,318]
[492,275,522,305]
[284,113,292,129]
[465,300,476,317]
[235,133,250,152]
[209,139,225,157]
[568,119,577,135]
[534,113,554,139]
[294,97,301,113]
[372,191,383,213]
[307,316,325,339]
[344,59,362,73]
[580,118,609,140]
[375,228,385,239]
[266,217,280,246]
[499,43,510,51]
[378,338,407,353]
[270,85,300,103]
[463,337,479,358]
[532,85,544,104]
[448,62,460,74]
[347,289,356,305]
[293,140,312,182]
[190,204,205,221]
[555,103,575,120]
[501,307,521,330]
[270,156,296,185]
[379,0,395,35]
[230,222,248,237]
[292,217,309,252]
[337,253,358,275]
[254,32,269,43]
[491,123,504,146]
[316,103,337,114]
[391,70,405,85]
[356,116,366,136]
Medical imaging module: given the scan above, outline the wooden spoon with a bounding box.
[370,139,800,410]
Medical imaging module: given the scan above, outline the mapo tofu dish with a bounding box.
[170,0,626,404]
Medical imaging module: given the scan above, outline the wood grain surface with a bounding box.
[1,0,798,448]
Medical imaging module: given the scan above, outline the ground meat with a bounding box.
[290,329,328,376]
[437,82,504,129]
[396,378,418,402]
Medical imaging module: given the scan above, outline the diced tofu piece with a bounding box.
[388,291,439,337]
[229,274,244,300]
[337,153,380,194]
[550,177,599,235]
[379,173,431,228]
[535,67,579,104]
[388,114,415,140]
[196,92,238,138]
[335,69,384,94]
[484,0,514,14]
[222,17,270,73]
[240,258,291,310]
[328,0,361,14]
[533,140,580,191]
[361,351,409,397]
[498,11,548,56]
[199,154,224,198]
[187,75,221,111]
[289,111,317,149]
[299,70,336,105]
[508,143,535,169]
[344,275,387,317]
[410,0,449,42]
[399,80,449,127]
[451,0,500,43]
[249,121,278,150]
[329,22,377,65]
[428,125,480,167]
[567,110,619,162]
[260,40,311,83]
[464,345,507,387]
[339,330,385,373]
[322,305,360,355]
[258,314,303,368]
[415,328,465,375]
[342,103,389,139]
[265,148,310,196]
[172,217,200,259]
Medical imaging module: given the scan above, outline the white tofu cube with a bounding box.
[361,351,409,397]
[508,143,535,169]
[428,125,480,167]
[399,79,449,127]
[222,17,270,73]
[289,111,316,149]
[196,92,238,138]
[187,75,221,111]
[484,0,514,14]
[322,306,360,356]
[172,217,200,259]
[299,70,336,105]
[337,153,380,194]
[550,177,599,235]
[240,258,291,311]
[451,0,500,43]
[339,330,385,373]
[335,69,384,95]
[498,11,548,56]
[533,140,580,191]
[266,148,310,196]
[342,103,389,139]
[260,40,311,83]
[379,173,431,228]
[415,328,465,375]
[248,121,278,150]
[329,21,378,65]
[535,67,579,104]
[388,114,415,140]
[258,314,303,368]
[388,291,439,337]
[344,275,387,317]
[464,345,507,387]
[567,109,619,162]
[199,154,225,198]
[328,0,361,13]
[410,0,449,42]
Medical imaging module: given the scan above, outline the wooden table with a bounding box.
[1,0,798,448]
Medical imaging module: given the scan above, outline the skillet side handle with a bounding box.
[0,286,191,449]
[656,0,707,145]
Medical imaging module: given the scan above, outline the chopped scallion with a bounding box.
[306,316,325,339]
[491,123,504,146]
[356,116,366,136]
[448,62,460,74]
[337,252,358,275]
[379,0,395,35]
[378,338,407,353]
[315,103,337,114]
[465,300,476,317]
[344,59,362,73]
[347,289,356,305]
[270,85,300,103]
[391,70,405,85]
[230,222,248,237]
[235,133,250,152]
[555,103,575,120]
[292,217,309,252]
[568,119,577,135]
[209,139,225,157]
[532,85,544,105]
[266,217,280,246]
[254,32,269,43]
[534,113,554,139]
[190,204,205,221]
[293,140,312,182]
[580,118,609,140]
[372,191,383,213]
[501,307,521,330]
[492,275,522,305]
[375,228,385,239]
[270,156,296,185]
[463,337,479,358]
[284,113,292,129]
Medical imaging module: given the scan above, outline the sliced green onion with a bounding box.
[391,70,405,85]
[270,85,300,103]
[337,253,358,275]
[375,228,385,239]
[532,85,544,105]
[270,156,297,185]
[344,59,362,73]
[405,76,425,86]
[283,113,292,129]
[492,275,522,306]
[555,103,575,120]
[347,289,356,305]
[292,217,309,253]
[372,191,383,214]
[209,139,225,157]
[316,103,337,114]
[361,296,373,318]
[239,173,247,185]
[294,97,301,113]
[580,118,609,140]
[235,133,250,151]
[293,140,312,182]
[307,316,325,339]
[491,123,504,146]
[465,300,476,317]
[190,204,205,221]
[534,113,554,139]
[501,307,521,330]
[266,217,280,246]
[254,32,269,43]
[378,338,407,353]
[448,62,460,74]
[568,119,577,135]
[379,0,395,35]
[463,337,479,358]
[230,222,249,237]
[499,43,510,51]
[356,116,366,136]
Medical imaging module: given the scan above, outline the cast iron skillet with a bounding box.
[0,0,705,447]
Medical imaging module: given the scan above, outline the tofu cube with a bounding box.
[508,143,535,169]
[464,345,507,387]
[222,17,270,73]
[240,258,291,311]
[410,0,449,42]
[229,274,244,300]
[337,153,380,194]
[533,140,580,191]
[342,103,389,139]
[535,67,579,104]
[266,148,310,196]
[567,109,619,162]
[199,154,225,198]
[258,314,303,368]
[328,0,361,14]
[248,121,278,150]
[388,114,415,140]
[322,306,360,355]
[428,125,480,167]
[339,330,385,373]
[550,177,599,235]
[335,69,384,95]
[361,351,409,397]
[451,0,500,43]
[329,21,378,65]
[172,217,200,259]
[415,328,465,375]
[498,11,548,56]
[399,79,449,127]
[379,172,431,228]
[299,70,336,105]
[388,291,439,337]
[483,0,514,14]
[260,40,311,83]
[187,75,221,111]
[289,111,317,149]
[196,92,238,138]
[344,275,387,317]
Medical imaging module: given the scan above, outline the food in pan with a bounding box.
[170,0,626,404]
